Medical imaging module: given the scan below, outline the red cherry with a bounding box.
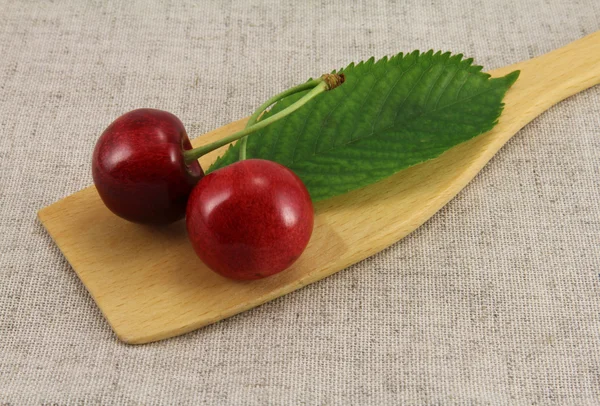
[186,159,314,280]
[92,109,204,224]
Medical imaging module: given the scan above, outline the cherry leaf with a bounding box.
[209,50,519,201]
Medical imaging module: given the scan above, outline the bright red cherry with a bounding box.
[92,109,204,224]
[186,159,314,280]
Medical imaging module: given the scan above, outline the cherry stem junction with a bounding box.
[183,73,345,164]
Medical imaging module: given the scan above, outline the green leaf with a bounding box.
[209,50,519,201]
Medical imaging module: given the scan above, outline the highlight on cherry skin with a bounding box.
[92,108,204,224]
[186,159,314,280]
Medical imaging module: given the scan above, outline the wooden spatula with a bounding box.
[38,32,600,344]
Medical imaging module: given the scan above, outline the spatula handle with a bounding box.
[491,31,600,114]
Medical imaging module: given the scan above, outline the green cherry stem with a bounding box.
[239,78,324,160]
[183,73,345,164]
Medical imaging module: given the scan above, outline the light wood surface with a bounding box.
[38,32,600,344]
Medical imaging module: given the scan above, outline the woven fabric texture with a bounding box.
[1,0,599,404]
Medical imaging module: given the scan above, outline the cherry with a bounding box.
[92,108,204,224]
[186,159,314,280]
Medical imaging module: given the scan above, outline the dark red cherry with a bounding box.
[186,159,314,280]
[92,108,203,224]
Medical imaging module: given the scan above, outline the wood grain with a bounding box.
[38,32,600,344]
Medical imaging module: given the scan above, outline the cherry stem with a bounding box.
[238,78,324,160]
[183,73,345,164]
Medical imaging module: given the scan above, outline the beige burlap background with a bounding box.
[1,0,599,404]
